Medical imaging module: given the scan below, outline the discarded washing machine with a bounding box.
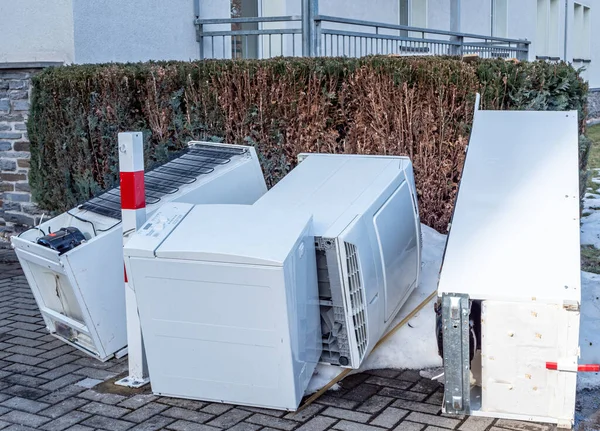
[11,141,267,361]
[124,203,322,410]
[436,106,591,428]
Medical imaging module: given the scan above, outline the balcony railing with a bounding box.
[194,14,530,61]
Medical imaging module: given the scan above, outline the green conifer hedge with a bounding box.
[28,56,589,231]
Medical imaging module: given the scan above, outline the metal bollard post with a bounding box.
[114,132,150,388]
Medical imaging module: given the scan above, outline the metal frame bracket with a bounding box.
[442,293,471,415]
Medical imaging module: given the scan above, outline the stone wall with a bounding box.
[588,88,600,122]
[0,63,60,230]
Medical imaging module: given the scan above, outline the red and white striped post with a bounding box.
[115,132,150,388]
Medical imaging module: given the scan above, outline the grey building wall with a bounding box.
[0,0,74,64]
[72,0,200,64]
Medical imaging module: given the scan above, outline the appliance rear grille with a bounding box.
[79,144,246,220]
[344,242,368,361]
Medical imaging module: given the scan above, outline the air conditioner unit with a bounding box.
[253,153,422,369]
[123,203,321,411]
[11,142,267,361]
[436,109,581,428]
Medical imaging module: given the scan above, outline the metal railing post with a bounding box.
[308,0,319,56]
[196,14,529,61]
[517,40,528,61]
[302,0,310,56]
[314,17,321,55]
[196,23,205,60]
[449,35,463,56]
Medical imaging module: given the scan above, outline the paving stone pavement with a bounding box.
[0,243,561,431]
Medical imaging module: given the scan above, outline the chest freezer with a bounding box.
[436,109,581,428]
[11,142,267,361]
[123,203,322,411]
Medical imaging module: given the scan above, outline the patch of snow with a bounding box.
[578,271,600,390]
[360,224,444,371]
[581,210,600,248]
[305,365,343,394]
[305,224,446,394]
[579,165,600,391]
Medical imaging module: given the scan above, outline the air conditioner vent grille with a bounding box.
[344,242,368,361]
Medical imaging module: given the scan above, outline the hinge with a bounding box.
[563,300,580,312]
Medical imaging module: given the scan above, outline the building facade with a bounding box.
[1,1,597,86]
[0,0,598,227]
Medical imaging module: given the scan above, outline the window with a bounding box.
[231,0,259,59]
[536,0,560,58]
[399,0,427,38]
[411,0,427,28]
[492,0,508,38]
[573,3,591,60]
[399,0,427,27]
[399,0,409,27]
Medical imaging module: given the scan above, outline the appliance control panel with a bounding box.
[124,203,194,258]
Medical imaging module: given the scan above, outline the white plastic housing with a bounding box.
[254,153,421,369]
[11,142,267,361]
[124,203,322,410]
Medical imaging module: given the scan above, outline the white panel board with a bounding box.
[438,110,580,305]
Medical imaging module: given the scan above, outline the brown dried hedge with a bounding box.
[28,56,588,232]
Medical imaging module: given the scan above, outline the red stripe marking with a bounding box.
[578,364,600,372]
[546,362,599,372]
[124,264,128,283]
[120,171,145,210]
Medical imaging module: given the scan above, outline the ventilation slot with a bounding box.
[344,242,368,361]
[315,238,351,367]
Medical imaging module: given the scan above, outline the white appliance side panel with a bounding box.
[12,244,79,331]
[64,227,127,357]
[334,168,420,367]
[129,257,299,410]
[12,237,109,359]
[481,301,579,424]
[402,161,422,290]
[14,250,86,324]
[372,179,420,323]
[254,155,400,235]
[171,155,267,206]
[438,110,580,304]
[282,222,321,404]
